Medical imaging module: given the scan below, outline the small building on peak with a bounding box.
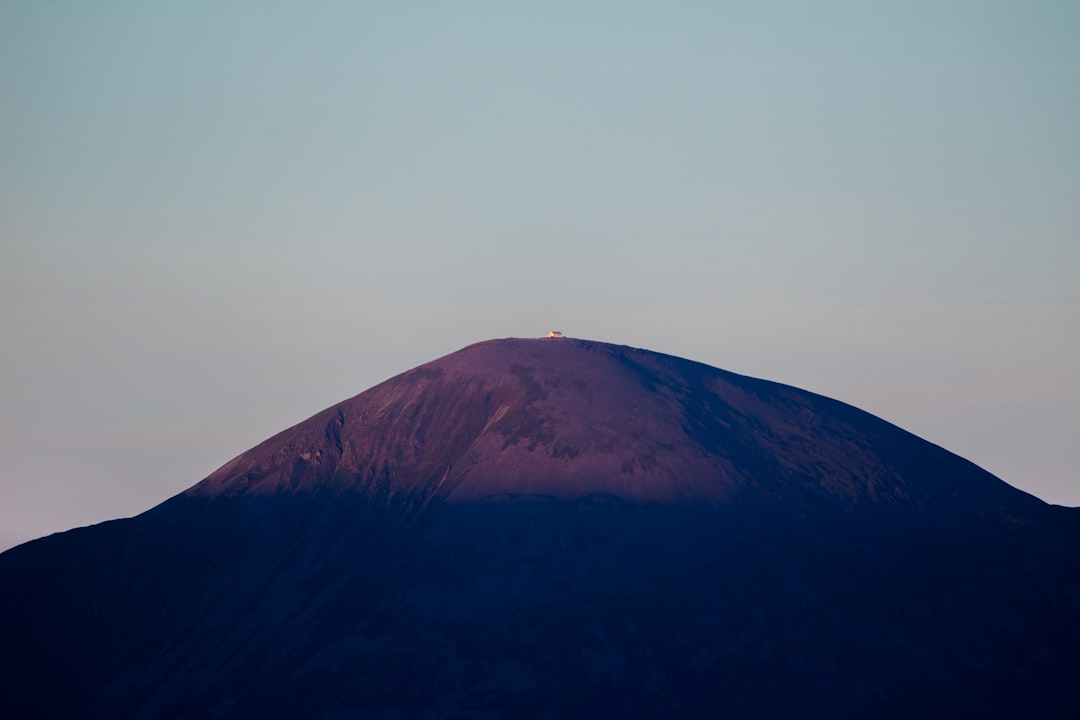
[546,331,565,339]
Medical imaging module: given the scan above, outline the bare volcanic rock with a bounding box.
[1,337,1078,719]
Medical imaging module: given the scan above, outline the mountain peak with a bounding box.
[189,337,1035,521]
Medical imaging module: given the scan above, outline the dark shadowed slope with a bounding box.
[2,337,1078,719]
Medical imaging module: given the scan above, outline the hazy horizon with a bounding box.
[2,1,1077,552]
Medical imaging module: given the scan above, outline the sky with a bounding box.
[1,1,1077,552]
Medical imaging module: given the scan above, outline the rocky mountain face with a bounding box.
[2,338,1078,718]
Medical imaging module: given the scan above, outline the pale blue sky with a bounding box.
[2,1,1078,550]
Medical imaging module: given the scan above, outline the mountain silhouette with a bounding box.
[2,337,1077,718]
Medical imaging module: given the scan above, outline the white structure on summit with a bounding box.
[547,331,565,339]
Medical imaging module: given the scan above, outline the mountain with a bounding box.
[2,337,1078,718]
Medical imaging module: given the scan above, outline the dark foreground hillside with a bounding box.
[2,338,1078,718]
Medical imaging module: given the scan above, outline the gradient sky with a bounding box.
[2,1,1078,551]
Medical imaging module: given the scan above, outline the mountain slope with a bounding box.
[2,337,1077,718]
[193,338,1038,516]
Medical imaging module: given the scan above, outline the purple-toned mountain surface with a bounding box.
[2,337,1078,718]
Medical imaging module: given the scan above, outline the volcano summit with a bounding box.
[2,337,1078,718]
